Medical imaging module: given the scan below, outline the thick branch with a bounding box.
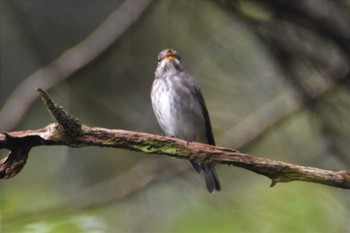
[1,123,350,188]
[0,90,350,189]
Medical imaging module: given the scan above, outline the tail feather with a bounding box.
[203,166,221,193]
[191,161,221,193]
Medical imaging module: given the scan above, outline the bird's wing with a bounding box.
[179,71,216,146]
[194,87,215,146]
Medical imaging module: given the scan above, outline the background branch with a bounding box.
[0,0,152,131]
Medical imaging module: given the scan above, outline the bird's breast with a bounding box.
[151,76,207,142]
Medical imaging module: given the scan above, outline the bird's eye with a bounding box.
[158,55,164,62]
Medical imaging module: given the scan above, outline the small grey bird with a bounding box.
[151,48,221,193]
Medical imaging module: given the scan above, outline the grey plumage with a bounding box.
[151,49,221,193]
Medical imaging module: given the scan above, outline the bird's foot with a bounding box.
[185,136,196,146]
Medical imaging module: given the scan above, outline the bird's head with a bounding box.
[155,49,184,77]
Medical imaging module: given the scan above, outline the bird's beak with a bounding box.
[165,50,175,61]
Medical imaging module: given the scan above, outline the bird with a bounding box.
[151,48,221,193]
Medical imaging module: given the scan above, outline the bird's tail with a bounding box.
[191,161,221,193]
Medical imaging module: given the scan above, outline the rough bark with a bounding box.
[1,89,349,189]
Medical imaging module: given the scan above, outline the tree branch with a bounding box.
[1,89,350,189]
